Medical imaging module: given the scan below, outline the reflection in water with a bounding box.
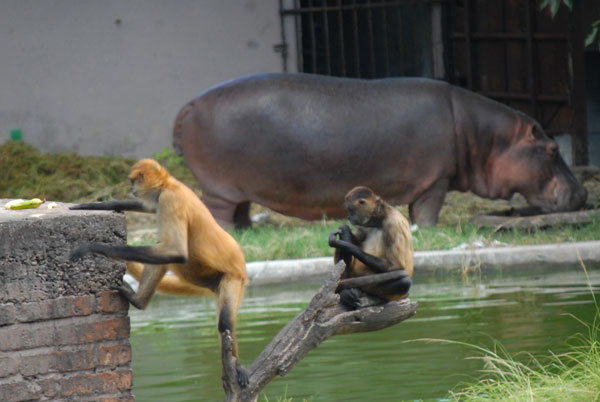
[129,265,599,401]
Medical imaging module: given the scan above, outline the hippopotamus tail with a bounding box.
[173,101,195,156]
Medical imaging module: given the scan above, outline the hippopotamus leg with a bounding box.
[201,193,251,229]
[408,178,449,227]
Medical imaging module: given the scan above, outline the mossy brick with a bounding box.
[0,354,18,378]
[42,369,133,398]
[56,316,130,345]
[0,320,58,351]
[0,304,16,326]
[98,290,130,314]
[96,397,136,402]
[0,315,130,351]
[18,343,131,376]
[14,295,94,323]
[0,379,43,402]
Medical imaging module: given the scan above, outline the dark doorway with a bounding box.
[281,0,445,79]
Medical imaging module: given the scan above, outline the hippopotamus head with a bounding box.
[486,116,587,213]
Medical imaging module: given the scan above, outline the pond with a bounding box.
[129,264,600,401]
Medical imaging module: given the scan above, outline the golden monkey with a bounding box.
[70,159,249,386]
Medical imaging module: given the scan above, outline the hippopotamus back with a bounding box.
[173,73,586,228]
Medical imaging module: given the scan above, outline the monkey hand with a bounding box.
[338,224,352,238]
[330,227,355,266]
[328,229,343,247]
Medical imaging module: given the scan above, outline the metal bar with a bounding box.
[382,1,390,77]
[452,32,569,41]
[337,0,346,77]
[464,0,474,90]
[367,0,376,77]
[278,0,288,72]
[281,1,420,14]
[353,0,360,77]
[294,0,303,72]
[525,0,537,118]
[309,0,317,73]
[501,0,508,94]
[323,2,331,75]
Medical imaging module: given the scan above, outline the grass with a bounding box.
[0,140,134,202]
[0,141,197,202]
[448,270,600,401]
[421,326,600,402]
[2,140,599,262]
[229,217,600,262]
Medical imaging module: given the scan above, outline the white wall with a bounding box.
[0,0,295,157]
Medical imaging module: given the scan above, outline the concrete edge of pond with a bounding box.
[246,240,600,286]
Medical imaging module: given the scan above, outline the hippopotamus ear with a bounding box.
[525,124,538,142]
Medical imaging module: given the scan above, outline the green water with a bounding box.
[129,265,600,401]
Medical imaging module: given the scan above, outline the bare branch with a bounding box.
[221,262,418,401]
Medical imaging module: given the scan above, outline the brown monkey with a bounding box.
[328,186,413,309]
[70,159,249,387]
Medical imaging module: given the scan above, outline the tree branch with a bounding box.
[221,262,418,401]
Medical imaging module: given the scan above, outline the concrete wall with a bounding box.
[0,0,292,157]
[0,202,133,401]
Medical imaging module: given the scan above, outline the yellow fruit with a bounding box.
[5,198,44,210]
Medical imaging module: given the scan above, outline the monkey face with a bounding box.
[128,159,169,200]
[346,199,375,226]
[344,186,381,227]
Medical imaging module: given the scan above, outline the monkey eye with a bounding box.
[358,199,366,205]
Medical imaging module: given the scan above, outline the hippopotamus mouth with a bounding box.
[524,177,587,214]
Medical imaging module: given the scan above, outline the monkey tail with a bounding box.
[126,262,213,296]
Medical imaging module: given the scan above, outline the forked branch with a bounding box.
[221,262,418,402]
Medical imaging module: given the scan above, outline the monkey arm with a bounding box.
[69,200,153,213]
[337,270,410,290]
[70,244,186,265]
[331,225,359,265]
[328,236,389,273]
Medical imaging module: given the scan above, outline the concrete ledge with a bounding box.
[0,200,126,303]
[246,241,600,286]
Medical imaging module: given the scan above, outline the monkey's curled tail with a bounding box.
[126,262,213,296]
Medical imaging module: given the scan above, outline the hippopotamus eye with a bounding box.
[546,141,559,158]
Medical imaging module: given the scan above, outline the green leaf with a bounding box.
[551,0,561,17]
[562,0,573,11]
[539,0,551,11]
[585,26,599,48]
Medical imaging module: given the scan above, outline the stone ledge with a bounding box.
[0,200,126,303]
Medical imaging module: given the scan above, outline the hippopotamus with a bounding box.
[172,73,587,228]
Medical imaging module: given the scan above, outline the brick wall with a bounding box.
[0,201,134,401]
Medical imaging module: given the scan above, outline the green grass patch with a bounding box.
[436,268,600,401]
[233,220,341,261]
[230,214,600,262]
